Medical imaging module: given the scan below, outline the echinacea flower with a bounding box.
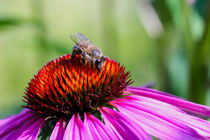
[0,54,210,140]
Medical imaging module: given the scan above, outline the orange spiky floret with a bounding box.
[23,54,133,118]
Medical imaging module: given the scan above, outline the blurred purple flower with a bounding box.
[0,54,209,140]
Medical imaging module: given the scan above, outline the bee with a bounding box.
[70,33,106,70]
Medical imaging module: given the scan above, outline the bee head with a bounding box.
[94,56,106,70]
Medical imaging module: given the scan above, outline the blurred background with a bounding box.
[0,0,210,118]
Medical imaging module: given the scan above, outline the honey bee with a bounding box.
[70,33,106,70]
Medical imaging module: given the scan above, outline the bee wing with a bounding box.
[70,32,92,44]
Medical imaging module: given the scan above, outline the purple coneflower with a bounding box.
[0,54,210,140]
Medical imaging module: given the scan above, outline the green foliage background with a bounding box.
[0,0,210,118]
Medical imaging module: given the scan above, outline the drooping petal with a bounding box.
[127,87,210,117]
[0,113,44,140]
[84,113,118,140]
[0,109,30,132]
[50,118,66,140]
[64,114,88,140]
[99,106,152,140]
[0,109,35,137]
[15,117,45,140]
[0,115,16,128]
[111,95,209,139]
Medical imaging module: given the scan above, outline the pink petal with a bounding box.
[0,109,45,140]
[84,113,118,140]
[1,115,44,140]
[15,117,45,140]
[64,114,88,140]
[50,118,66,140]
[0,109,34,137]
[127,87,210,117]
[111,95,208,139]
[128,87,179,98]
[0,115,16,128]
[99,107,152,140]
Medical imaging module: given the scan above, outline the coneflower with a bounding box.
[0,44,210,140]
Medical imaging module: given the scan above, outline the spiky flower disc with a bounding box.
[24,54,132,119]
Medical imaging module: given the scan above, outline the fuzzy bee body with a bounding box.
[70,33,106,70]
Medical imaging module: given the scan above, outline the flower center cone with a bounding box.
[23,54,133,119]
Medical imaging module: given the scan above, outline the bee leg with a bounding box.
[81,58,85,63]
[71,51,76,58]
[71,44,78,58]
[90,60,96,69]
[72,47,82,59]
[80,52,86,63]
